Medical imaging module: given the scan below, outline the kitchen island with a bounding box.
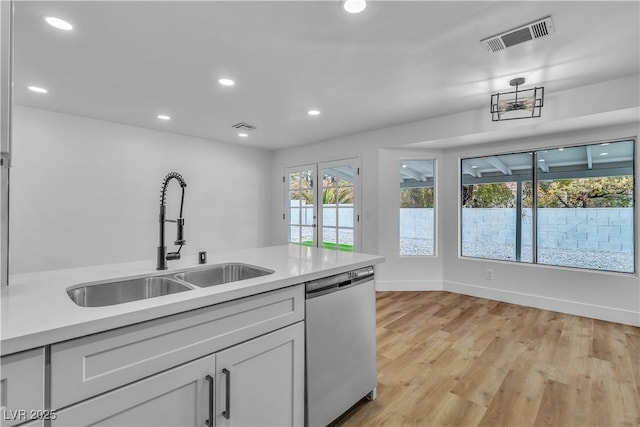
[1,245,383,427]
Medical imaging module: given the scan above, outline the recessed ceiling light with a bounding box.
[538,159,546,162]
[44,16,73,31]
[157,114,171,121]
[600,143,610,146]
[28,86,48,94]
[308,110,320,116]
[218,78,235,86]
[402,164,407,168]
[343,0,367,14]
[238,133,249,138]
[471,165,478,169]
[558,148,564,151]
[600,152,608,156]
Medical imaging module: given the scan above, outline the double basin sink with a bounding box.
[67,263,274,307]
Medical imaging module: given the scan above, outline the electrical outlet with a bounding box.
[485,269,494,280]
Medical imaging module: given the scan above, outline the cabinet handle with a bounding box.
[222,368,231,420]
[205,375,214,427]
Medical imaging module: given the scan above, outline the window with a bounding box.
[400,160,435,256]
[461,140,635,273]
[461,152,533,262]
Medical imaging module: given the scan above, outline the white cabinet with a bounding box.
[51,285,304,409]
[47,285,305,427]
[216,322,304,427]
[52,354,215,427]
[0,348,45,427]
[2,285,305,427]
[52,322,304,427]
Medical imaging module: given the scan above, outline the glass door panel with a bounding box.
[285,159,359,252]
[286,167,316,247]
[319,162,357,252]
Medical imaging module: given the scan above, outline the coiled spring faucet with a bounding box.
[157,172,187,270]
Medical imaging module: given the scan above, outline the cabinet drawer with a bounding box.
[52,354,215,427]
[51,285,304,409]
[0,348,45,427]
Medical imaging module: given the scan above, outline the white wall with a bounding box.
[270,133,446,290]
[405,75,640,149]
[271,74,639,325]
[377,148,444,290]
[442,123,640,326]
[10,106,272,274]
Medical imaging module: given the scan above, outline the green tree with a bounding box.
[289,172,314,204]
[289,173,354,205]
[463,183,514,208]
[400,187,433,208]
[322,186,353,204]
[537,176,633,208]
[322,175,353,204]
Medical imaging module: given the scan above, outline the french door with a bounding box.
[285,158,360,252]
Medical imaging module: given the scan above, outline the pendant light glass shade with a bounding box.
[491,78,544,121]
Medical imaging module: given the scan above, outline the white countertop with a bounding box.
[1,245,384,355]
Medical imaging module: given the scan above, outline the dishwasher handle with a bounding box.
[345,266,374,281]
[305,276,343,299]
[305,266,374,299]
[337,274,374,291]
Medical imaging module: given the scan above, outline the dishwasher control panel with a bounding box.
[305,266,374,298]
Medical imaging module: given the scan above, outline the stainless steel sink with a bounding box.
[175,263,274,288]
[67,276,193,307]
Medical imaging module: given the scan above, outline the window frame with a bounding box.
[459,138,636,275]
[399,158,437,258]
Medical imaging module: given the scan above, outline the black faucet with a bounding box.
[157,172,187,270]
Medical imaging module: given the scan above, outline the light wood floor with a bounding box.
[332,291,640,427]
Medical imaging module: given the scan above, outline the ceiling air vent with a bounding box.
[481,16,554,53]
[231,122,257,131]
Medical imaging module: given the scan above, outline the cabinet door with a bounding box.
[0,348,45,427]
[52,354,215,427]
[216,322,304,427]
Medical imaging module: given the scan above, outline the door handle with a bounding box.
[205,375,214,426]
[222,368,231,420]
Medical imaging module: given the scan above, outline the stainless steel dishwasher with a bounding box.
[305,265,377,427]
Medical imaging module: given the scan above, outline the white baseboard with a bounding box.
[443,280,640,327]
[376,280,443,291]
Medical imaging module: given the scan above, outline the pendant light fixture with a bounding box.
[490,77,544,121]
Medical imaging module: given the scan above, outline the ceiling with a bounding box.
[11,1,640,151]
[401,139,635,184]
[462,139,634,180]
[400,159,434,186]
